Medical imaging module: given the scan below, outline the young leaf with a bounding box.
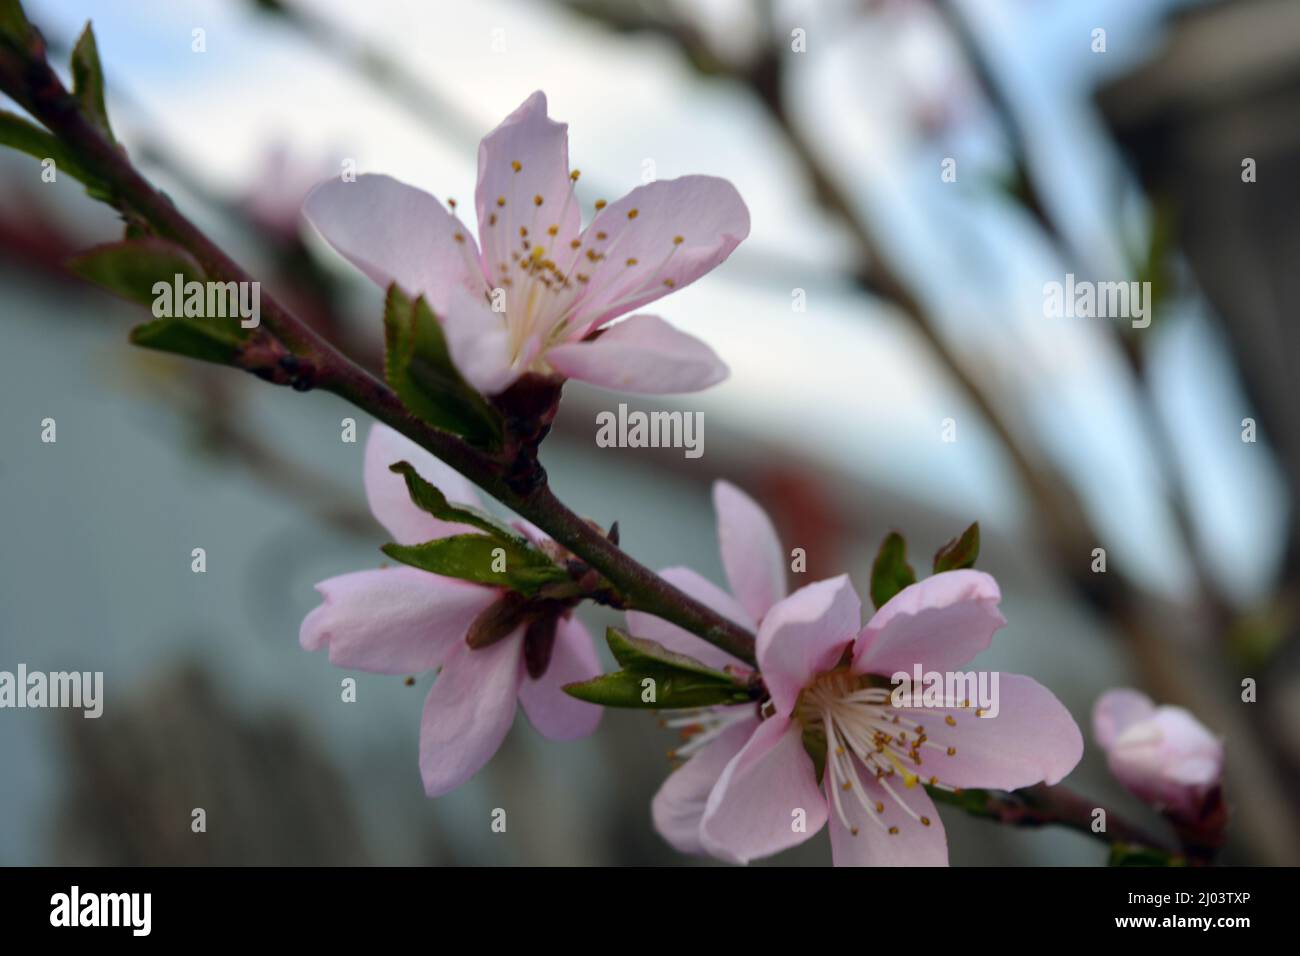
[0,0,31,42]
[0,110,102,187]
[70,23,114,143]
[383,284,503,448]
[68,238,254,365]
[128,318,249,366]
[870,532,916,609]
[67,238,205,306]
[387,461,522,542]
[381,534,567,595]
[562,628,752,710]
[933,522,980,574]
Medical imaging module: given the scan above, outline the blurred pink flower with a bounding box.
[299,423,601,796]
[635,485,1083,865]
[303,91,747,395]
[1093,689,1224,824]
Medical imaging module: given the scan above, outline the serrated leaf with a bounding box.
[387,461,521,542]
[870,531,916,609]
[0,110,102,188]
[382,534,566,595]
[71,23,114,143]
[562,628,752,710]
[383,284,502,448]
[933,522,980,574]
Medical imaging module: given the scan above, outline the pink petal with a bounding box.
[439,282,520,395]
[419,630,524,796]
[913,674,1084,789]
[652,713,759,855]
[757,575,862,716]
[474,92,581,288]
[303,173,482,312]
[364,423,485,544]
[1107,706,1223,818]
[1093,688,1156,751]
[699,715,826,864]
[517,616,603,741]
[565,176,750,332]
[826,760,949,866]
[714,481,787,625]
[852,570,1006,676]
[545,314,728,393]
[625,566,755,673]
[300,567,497,675]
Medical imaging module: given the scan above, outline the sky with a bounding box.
[18,0,1288,603]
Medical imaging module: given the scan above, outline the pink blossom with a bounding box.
[635,484,1083,865]
[303,92,748,395]
[299,423,602,795]
[1093,688,1223,824]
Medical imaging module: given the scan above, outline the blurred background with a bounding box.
[1,0,1298,865]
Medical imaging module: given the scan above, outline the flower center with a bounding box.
[795,669,967,838]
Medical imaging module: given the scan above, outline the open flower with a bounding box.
[299,423,602,795]
[1093,688,1224,824]
[303,91,747,396]
[632,486,1083,865]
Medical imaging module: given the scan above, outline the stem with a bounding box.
[0,20,758,667]
[935,784,1176,857]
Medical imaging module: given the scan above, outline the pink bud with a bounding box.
[1093,688,1223,824]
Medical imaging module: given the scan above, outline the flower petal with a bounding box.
[439,281,520,395]
[714,481,787,624]
[475,91,581,288]
[652,713,759,855]
[419,630,524,796]
[303,173,482,312]
[566,175,750,332]
[300,567,497,675]
[364,423,485,544]
[1093,688,1156,751]
[826,761,949,866]
[546,314,728,393]
[517,616,603,741]
[699,715,826,864]
[852,570,1006,676]
[757,575,862,716]
[625,566,755,673]
[916,674,1084,789]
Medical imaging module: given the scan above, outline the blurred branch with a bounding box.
[555,0,1300,862]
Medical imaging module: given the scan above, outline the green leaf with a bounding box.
[0,110,102,188]
[932,522,980,574]
[925,785,992,816]
[563,628,752,709]
[1107,842,1184,868]
[870,532,916,609]
[387,461,521,542]
[67,238,205,306]
[71,23,114,143]
[68,238,254,366]
[128,318,249,366]
[383,284,503,448]
[382,534,566,595]
[0,0,31,42]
